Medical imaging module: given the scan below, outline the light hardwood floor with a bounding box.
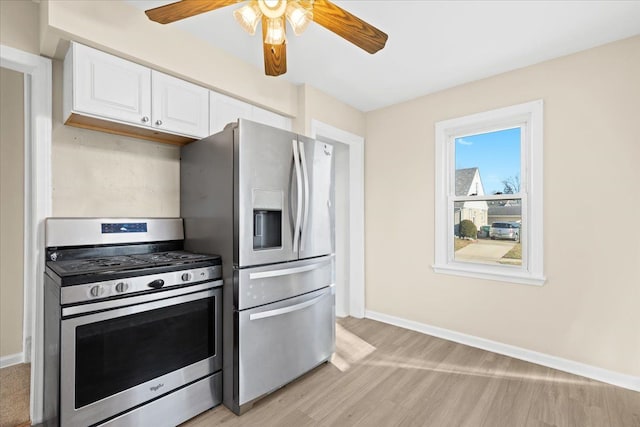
[183,317,640,427]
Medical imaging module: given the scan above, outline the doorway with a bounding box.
[1,44,52,424]
[311,120,365,319]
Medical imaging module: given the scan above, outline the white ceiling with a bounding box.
[127,1,640,112]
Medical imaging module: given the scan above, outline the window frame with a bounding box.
[433,100,545,286]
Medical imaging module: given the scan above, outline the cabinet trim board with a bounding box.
[64,113,196,146]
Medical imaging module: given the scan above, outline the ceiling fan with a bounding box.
[145,0,388,76]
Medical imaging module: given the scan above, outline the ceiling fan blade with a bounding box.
[145,0,241,24]
[311,0,388,54]
[262,16,287,76]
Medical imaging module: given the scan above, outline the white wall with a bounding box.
[365,35,640,377]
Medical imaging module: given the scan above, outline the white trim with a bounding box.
[432,263,545,286]
[434,100,544,285]
[1,44,53,425]
[0,352,25,369]
[310,120,365,318]
[365,310,640,392]
[22,72,32,365]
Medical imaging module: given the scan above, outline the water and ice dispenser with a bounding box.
[253,210,282,249]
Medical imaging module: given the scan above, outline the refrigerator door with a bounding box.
[235,255,334,311]
[298,136,335,260]
[236,120,299,267]
[237,285,335,410]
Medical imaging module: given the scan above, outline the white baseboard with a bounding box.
[0,352,24,369]
[365,310,640,392]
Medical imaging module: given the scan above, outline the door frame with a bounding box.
[1,44,52,424]
[310,120,365,318]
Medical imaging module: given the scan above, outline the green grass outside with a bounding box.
[454,239,473,251]
[502,243,522,260]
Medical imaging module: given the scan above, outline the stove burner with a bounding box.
[131,251,210,263]
[47,251,218,279]
[59,256,148,272]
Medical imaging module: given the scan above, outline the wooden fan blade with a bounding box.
[145,0,241,24]
[311,0,388,54]
[262,16,287,76]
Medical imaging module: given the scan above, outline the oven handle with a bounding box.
[62,280,221,317]
[62,286,219,321]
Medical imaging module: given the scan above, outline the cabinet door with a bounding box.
[73,43,151,126]
[209,92,252,134]
[252,106,292,131]
[151,71,210,138]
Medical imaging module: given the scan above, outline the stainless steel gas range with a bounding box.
[42,218,222,427]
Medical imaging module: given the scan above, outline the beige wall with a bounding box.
[0,67,25,357]
[51,61,180,217]
[365,36,640,376]
[296,84,366,137]
[0,0,40,55]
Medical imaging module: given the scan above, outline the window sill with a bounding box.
[432,263,546,286]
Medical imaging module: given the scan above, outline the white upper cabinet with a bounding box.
[252,105,292,131]
[64,42,209,144]
[67,42,152,127]
[151,71,209,139]
[64,42,291,145]
[209,92,253,134]
[209,91,292,134]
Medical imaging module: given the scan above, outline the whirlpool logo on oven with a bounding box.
[150,383,164,392]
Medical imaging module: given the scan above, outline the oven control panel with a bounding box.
[61,265,222,305]
[101,222,148,233]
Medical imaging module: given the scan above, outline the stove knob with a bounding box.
[148,279,165,289]
[115,282,129,293]
[181,272,193,282]
[89,285,104,298]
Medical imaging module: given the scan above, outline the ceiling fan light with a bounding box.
[286,2,312,36]
[233,2,262,35]
[257,0,287,19]
[264,16,286,45]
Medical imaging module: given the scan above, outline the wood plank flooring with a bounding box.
[183,317,640,427]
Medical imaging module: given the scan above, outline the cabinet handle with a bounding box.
[155,120,163,126]
[141,116,149,123]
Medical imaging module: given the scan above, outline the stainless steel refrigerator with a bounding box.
[180,119,335,415]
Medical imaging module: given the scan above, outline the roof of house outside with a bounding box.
[488,205,522,216]
[455,167,479,196]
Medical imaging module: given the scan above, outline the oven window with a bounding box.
[74,298,214,408]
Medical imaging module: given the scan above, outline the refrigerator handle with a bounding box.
[249,293,326,321]
[292,139,303,253]
[248,259,331,279]
[299,141,310,251]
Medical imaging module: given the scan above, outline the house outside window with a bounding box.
[433,100,545,285]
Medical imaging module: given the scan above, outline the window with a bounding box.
[433,100,545,285]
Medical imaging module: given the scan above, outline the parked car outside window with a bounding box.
[489,222,520,241]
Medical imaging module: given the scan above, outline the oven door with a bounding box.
[60,284,222,427]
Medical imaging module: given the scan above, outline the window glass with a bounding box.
[453,199,522,266]
[454,128,521,196]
